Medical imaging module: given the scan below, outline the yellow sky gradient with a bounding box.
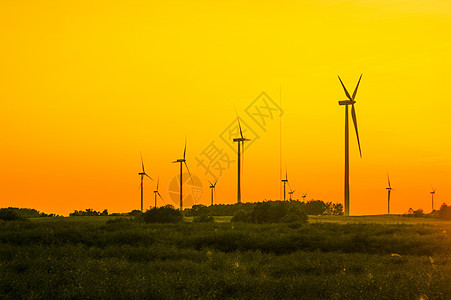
[0,0,450,215]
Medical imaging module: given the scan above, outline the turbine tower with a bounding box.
[172,138,192,211]
[430,188,436,211]
[208,179,218,206]
[153,177,164,208]
[233,113,250,203]
[338,74,363,216]
[138,154,153,212]
[281,170,289,201]
[386,174,394,214]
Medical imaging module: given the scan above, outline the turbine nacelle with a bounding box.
[233,138,250,142]
[338,100,355,105]
[173,159,186,163]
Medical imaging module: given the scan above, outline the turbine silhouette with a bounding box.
[172,138,193,211]
[233,112,250,203]
[386,174,394,214]
[153,177,164,208]
[288,189,295,201]
[338,74,363,216]
[138,154,153,212]
[430,187,436,211]
[302,193,307,202]
[281,170,289,201]
[208,179,218,206]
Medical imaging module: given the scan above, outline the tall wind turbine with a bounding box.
[138,154,153,212]
[386,174,394,214]
[153,177,164,208]
[430,187,436,211]
[172,138,192,211]
[338,74,363,216]
[208,179,218,206]
[233,113,250,203]
[281,170,289,201]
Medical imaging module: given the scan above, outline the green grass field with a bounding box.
[1,215,450,299]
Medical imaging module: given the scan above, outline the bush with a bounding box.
[280,212,307,223]
[0,208,25,221]
[142,205,182,224]
[193,215,214,223]
[231,201,308,224]
[231,210,252,223]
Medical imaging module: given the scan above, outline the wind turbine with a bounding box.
[138,154,153,212]
[208,179,218,206]
[172,138,192,211]
[386,174,394,214]
[430,187,436,211]
[153,177,164,208]
[288,189,295,201]
[338,74,363,216]
[302,193,307,202]
[281,170,289,201]
[233,113,250,203]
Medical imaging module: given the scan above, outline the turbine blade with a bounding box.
[184,161,193,184]
[145,173,153,181]
[214,179,218,187]
[352,74,363,101]
[351,104,362,158]
[338,76,352,100]
[141,153,145,173]
[387,173,391,188]
[183,137,187,160]
[287,181,292,192]
[156,177,160,191]
[208,180,213,186]
[158,192,165,203]
[235,109,244,139]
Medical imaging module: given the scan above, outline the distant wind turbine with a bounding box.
[430,187,436,211]
[302,193,307,202]
[386,174,394,214]
[172,138,192,211]
[208,179,218,206]
[138,154,153,212]
[233,112,250,203]
[338,74,363,216]
[288,189,295,201]
[281,170,289,201]
[153,177,164,208]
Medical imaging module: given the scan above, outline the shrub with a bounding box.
[231,210,252,223]
[142,205,182,224]
[231,201,308,224]
[193,215,214,223]
[280,212,307,224]
[0,208,25,221]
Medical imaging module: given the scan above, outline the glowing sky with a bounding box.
[0,0,450,215]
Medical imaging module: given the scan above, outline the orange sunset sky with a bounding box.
[0,0,450,215]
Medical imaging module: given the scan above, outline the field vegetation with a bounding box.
[0,211,450,299]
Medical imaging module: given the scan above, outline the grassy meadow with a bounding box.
[1,215,450,299]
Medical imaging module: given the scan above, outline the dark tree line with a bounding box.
[185,200,343,217]
[69,209,109,216]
